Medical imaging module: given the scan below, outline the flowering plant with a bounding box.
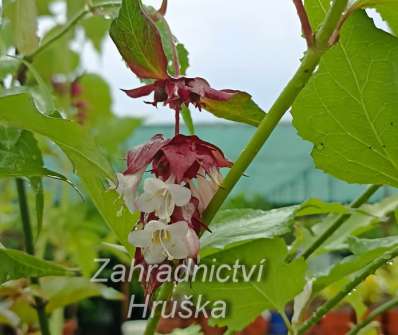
[1,0,398,335]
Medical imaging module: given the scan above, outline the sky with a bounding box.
[81,0,306,124]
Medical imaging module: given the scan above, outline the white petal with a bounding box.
[190,176,215,213]
[115,172,144,213]
[145,220,167,232]
[124,192,138,213]
[135,192,162,213]
[143,244,167,264]
[163,224,190,260]
[167,184,191,207]
[167,221,189,237]
[128,230,152,248]
[164,239,189,260]
[143,177,166,195]
[156,193,174,221]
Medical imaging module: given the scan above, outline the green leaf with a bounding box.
[176,43,189,76]
[292,6,398,187]
[32,26,79,81]
[77,73,113,126]
[95,116,142,157]
[13,0,39,54]
[200,207,297,250]
[42,277,123,312]
[312,236,398,293]
[36,0,55,16]
[354,0,398,35]
[0,248,73,284]
[190,239,306,331]
[19,58,55,115]
[296,198,349,216]
[110,0,168,79]
[0,127,44,177]
[150,10,190,76]
[377,6,398,35]
[202,91,266,127]
[0,57,19,80]
[82,16,110,52]
[0,93,137,255]
[321,195,398,251]
[348,235,398,254]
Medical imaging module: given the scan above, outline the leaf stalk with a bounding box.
[16,178,51,335]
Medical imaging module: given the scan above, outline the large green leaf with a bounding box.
[0,248,73,284]
[202,91,266,127]
[110,0,168,79]
[0,127,43,177]
[189,238,306,331]
[42,277,122,312]
[354,0,398,35]
[200,207,296,250]
[292,5,398,187]
[0,93,137,254]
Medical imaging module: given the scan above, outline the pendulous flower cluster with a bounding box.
[116,134,232,294]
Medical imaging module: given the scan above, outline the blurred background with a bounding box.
[1,1,398,335]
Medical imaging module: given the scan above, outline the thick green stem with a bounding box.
[16,178,51,335]
[144,282,174,335]
[348,297,398,335]
[297,247,398,334]
[203,0,349,225]
[294,184,381,261]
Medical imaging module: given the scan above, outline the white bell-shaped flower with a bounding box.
[128,220,199,264]
[135,177,191,220]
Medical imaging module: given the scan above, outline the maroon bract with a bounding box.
[152,134,232,183]
[123,77,235,112]
[124,134,169,175]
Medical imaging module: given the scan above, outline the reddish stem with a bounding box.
[175,108,180,135]
[158,0,168,16]
[293,0,314,47]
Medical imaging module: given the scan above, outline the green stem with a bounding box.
[281,311,293,334]
[144,282,174,335]
[292,184,381,261]
[202,0,349,225]
[347,296,398,335]
[16,178,51,335]
[27,1,122,60]
[297,247,398,334]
